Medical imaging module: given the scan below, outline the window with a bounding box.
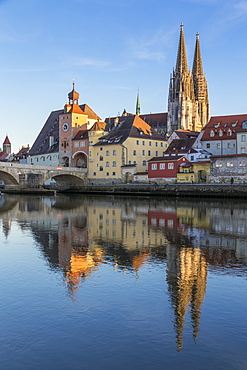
[217,143,221,149]
[100,147,103,151]
[89,141,93,146]
[241,135,246,142]
[93,172,96,176]
[106,150,110,156]
[106,161,110,167]
[112,161,116,167]
[112,172,116,176]
[168,163,174,169]
[227,162,233,167]
[136,140,139,145]
[155,142,158,147]
[74,142,79,148]
[210,130,215,137]
[80,141,85,147]
[219,129,223,137]
[206,143,210,148]
[151,163,157,170]
[148,150,151,156]
[149,141,152,146]
[163,151,166,156]
[142,160,147,166]
[113,150,116,155]
[133,161,136,165]
[241,147,246,153]
[133,150,136,156]
[99,156,103,161]
[227,129,232,136]
[99,166,103,171]
[216,161,222,167]
[106,172,109,176]
[142,150,145,155]
[156,151,158,156]
[160,163,165,170]
[227,143,231,148]
[191,156,194,161]
[142,141,145,146]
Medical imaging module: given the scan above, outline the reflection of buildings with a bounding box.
[0,195,247,346]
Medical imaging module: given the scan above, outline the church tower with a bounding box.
[3,135,11,154]
[192,33,210,131]
[136,89,141,116]
[167,25,209,134]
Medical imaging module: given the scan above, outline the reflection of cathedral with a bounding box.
[166,245,207,350]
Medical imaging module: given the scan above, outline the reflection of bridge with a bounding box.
[0,162,87,189]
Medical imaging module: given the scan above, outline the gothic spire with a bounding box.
[175,24,189,75]
[136,89,141,116]
[192,33,203,77]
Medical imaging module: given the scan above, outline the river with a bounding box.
[0,194,246,369]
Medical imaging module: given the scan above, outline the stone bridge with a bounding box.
[0,162,87,190]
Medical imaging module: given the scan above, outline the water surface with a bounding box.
[0,194,246,369]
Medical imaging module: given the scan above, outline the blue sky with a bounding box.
[0,0,247,152]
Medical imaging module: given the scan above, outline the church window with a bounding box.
[106,150,110,156]
[133,150,136,156]
[210,130,215,137]
[112,161,116,167]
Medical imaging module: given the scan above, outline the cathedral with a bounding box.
[167,24,209,134]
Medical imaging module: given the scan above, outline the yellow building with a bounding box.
[177,160,211,183]
[88,114,168,183]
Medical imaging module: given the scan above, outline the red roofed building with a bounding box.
[148,155,189,182]
[3,135,11,154]
[201,114,247,155]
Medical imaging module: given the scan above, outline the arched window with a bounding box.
[113,150,116,155]
[106,161,110,167]
[133,150,136,156]
[99,156,103,161]
[227,129,232,136]
[99,166,103,171]
[142,160,147,166]
[219,129,223,137]
[106,150,110,156]
[210,130,215,137]
[112,161,116,167]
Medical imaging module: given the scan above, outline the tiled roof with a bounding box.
[148,155,186,162]
[173,129,199,139]
[0,152,9,161]
[3,136,11,145]
[90,121,106,131]
[95,115,166,146]
[81,104,101,120]
[28,109,62,155]
[210,153,247,158]
[201,114,247,141]
[105,112,167,132]
[72,130,88,141]
[165,137,196,153]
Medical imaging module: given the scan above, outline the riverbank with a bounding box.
[2,183,247,199]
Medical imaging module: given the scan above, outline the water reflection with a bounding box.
[0,194,246,352]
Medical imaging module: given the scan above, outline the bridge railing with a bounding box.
[0,162,87,173]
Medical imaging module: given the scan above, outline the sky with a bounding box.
[0,0,247,152]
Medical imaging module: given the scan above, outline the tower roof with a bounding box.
[192,33,203,77]
[136,89,141,116]
[175,24,189,75]
[3,135,10,145]
[68,81,80,103]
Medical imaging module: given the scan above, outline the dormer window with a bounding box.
[215,123,220,128]
[210,130,215,137]
[218,129,223,137]
[227,129,232,137]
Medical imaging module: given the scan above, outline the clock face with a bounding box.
[62,122,69,132]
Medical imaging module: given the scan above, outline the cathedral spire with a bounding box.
[136,89,141,116]
[192,33,204,80]
[175,24,189,75]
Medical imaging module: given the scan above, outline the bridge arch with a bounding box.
[44,174,85,189]
[72,151,88,168]
[0,170,19,185]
